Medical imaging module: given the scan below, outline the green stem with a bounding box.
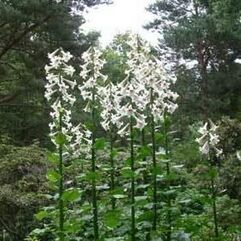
[211,171,219,239]
[150,88,157,230]
[110,124,115,209]
[151,115,157,230]
[130,115,136,241]
[92,92,99,240]
[164,114,171,241]
[141,129,148,184]
[58,110,64,241]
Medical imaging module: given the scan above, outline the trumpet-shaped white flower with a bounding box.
[114,34,150,136]
[79,47,108,112]
[196,119,222,157]
[69,124,92,158]
[140,55,178,121]
[115,33,178,136]
[45,48,90,157]
[99,82,121,131]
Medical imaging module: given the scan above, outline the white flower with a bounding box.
[196,119,222,158]
[99,82,120,131]
[236,151,241,160]
[79,47,107,111]
[199,141,209,156]
[45,48,89,157]
[63,64,75,76]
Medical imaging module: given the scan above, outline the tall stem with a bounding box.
[58,110,64,241]
[211,169,219,239]
[150,88,157,230]
[141,129,148,184]
[164,114,171,241]
[92,91,99,240]
[110,123,115,209]
[130,115,136,241]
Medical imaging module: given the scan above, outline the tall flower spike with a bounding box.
[45,48,89,157]
[196,119,223,157]
[99,82,120,131]
[141,55,179,121]
[45,48,77,144]
[79,46,107,240]
[115,34,150,136]
[79,47,107,112]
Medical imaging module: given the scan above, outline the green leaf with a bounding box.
[160,159,171,163]
[85,171,101,182]
[121,167,134,178]
[46,170,60,183]
[35,211,48,221]
[137,146,151,158]
[94,138,106,150]
[62,189,81,202]
[47,152,58,164]
[103,210,121,229]
[55,132,67,145]
[113,194,127,199]
[135,196,149,206]
[32,228,47,235]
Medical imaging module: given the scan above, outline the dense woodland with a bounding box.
[1,0,241,241]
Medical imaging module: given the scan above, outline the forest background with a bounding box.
[1,0,241,240]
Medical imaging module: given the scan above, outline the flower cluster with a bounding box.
[79,47,108,112]
[141,56,179,121]
[45,48,90,158]
[45,48,76,142]
[99,82,120,131]
[115,34,178,136]
[113,35,149,136]
[196,119,222,157]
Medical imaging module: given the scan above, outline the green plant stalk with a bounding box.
[211,169,219,239]
[58,110,64,241]
[141,129,148,184]
[91,91,99,240]
[151,117,157,230]
[130,115,136,241]
[164,113,171,241]
[110,123,115,209]
[150,88,157,230]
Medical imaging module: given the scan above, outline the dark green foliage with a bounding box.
[0,138,48,241]
[1,0,241,240]
[0,0,104,146]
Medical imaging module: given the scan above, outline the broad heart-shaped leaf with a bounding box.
[62,189,81,202]
[113,194,127,199]
[103,209,121,229]
[135,196,149,207]
[64,219,83,233]
[137,145,152,159]
[94,137,106,150]
[47,151,59,164]
[85,171,101,182]
[46,170,60,183]
[55,132,67,145]
[137,210,153,222]
[121,167,135,178]
[35,210,49,221]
